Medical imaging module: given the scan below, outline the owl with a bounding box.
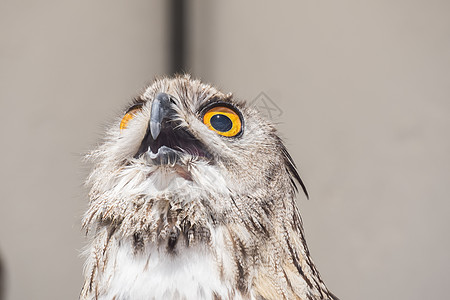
[81,75,337,300]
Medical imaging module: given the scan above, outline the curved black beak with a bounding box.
[150,92,176,140]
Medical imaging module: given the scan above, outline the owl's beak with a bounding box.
[149,92,175,140]
[134,92,210,164]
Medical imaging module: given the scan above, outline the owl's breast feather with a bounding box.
[99,234,241,299]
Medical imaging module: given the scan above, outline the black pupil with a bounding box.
[210,114,233,132]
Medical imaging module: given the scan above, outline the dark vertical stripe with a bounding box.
[133,232,144,253]
[168,0,187,74]
[0,253,4,300]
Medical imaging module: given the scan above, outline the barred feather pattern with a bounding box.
[80,75,335,300]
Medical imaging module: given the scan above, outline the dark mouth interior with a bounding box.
[135,121,210,160]
[150,126,209,158]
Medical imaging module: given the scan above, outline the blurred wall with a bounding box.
[1,1,450,300]
[0,1,166,299]
[188,1,450,299]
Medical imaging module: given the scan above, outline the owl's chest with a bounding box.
[102,242,237,300]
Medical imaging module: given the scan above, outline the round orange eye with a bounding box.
[120,106,141,130]
[203,106,242,137]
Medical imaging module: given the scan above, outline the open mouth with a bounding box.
[146,125,210,164]
[134,93,211,165]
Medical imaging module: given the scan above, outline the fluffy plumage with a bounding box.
[81,75,336,300]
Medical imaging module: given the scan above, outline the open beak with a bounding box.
[134,93,210,165]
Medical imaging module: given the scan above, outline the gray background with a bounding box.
[1,1,449,299]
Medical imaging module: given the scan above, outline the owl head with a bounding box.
[84,75,307,234]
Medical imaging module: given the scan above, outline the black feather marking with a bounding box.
[212,292,223,300]
[133,232,144,253]
[282,269,294,291]
[236,261,247,293]
[167,228,180,252]
[330,292,341,300]
[284,225,314,289]
[281,144,309,199]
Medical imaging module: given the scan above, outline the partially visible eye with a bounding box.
[202,105,243,137]
[120,104,143,130]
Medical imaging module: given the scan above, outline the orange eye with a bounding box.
[120,105,142,130]
[202,105,242,137]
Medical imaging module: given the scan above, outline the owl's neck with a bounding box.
[82,191,333,300]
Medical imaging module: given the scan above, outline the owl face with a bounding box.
[88,75,305,210]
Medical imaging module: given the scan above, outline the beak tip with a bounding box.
[150,121,161,140]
